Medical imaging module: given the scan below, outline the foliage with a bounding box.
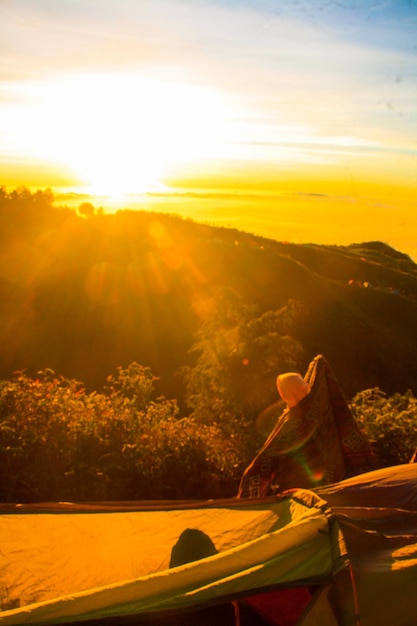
[0,364,244,503]
[0,186,71,235]
[350,388,417,466]
[104,363,158,411]
[182,288,305,430]
[1,359,417,504]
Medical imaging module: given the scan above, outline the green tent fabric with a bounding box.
[1,464,417,625]
[237,355,376,498]
[0,490,347,625]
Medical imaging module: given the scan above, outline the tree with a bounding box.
[78,202,96,218]
[182,288,306,435]
[0,186,72,237]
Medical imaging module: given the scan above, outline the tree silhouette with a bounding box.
[182,287,305,431]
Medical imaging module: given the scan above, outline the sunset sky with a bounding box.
[1,0,416,257]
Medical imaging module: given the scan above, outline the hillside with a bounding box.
[1,188,417,403]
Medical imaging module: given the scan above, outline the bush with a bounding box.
[0,364,244,502]
[4,360,414,504]
[350,388,417,467]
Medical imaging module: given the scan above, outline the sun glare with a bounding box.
[8,72,234,196]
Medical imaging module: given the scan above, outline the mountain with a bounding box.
[1,193,417,401]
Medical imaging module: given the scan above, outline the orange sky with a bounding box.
[1,0,416,258]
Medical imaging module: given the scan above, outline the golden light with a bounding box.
[7,72,235,196]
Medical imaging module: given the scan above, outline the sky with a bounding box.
[1,0,417,257]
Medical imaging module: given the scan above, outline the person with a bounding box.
[167,528,237,626]
[168,529,270,626]
[169,528,218,568]
[238,355,376,499]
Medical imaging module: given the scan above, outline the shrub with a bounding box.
[0,364,243,502]
[350,388,417,467]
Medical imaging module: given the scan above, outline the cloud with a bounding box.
[0,0,415,183]
[0,0,189,80]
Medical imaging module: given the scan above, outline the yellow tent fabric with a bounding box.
[1,465,416,625]
[0,492,346,625]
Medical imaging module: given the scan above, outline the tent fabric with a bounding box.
[316,464,417,626]
[315,461,417,511]
[0,465,417,625]
[237,355,375,498]
[0,491,347,625]
[243,587,313,626]
[296,585,339,626]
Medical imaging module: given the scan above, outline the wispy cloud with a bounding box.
[0,0,415,184]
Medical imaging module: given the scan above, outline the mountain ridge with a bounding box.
[1,193,417,402]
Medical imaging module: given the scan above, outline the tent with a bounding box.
[0,488,346,625]
[1,464,417,625]
[1,354,416,625]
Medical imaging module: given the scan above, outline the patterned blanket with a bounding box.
[237,354,376,498]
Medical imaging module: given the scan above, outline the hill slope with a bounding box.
[1,195,417,400]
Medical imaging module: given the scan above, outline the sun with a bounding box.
[11,72,234,196]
